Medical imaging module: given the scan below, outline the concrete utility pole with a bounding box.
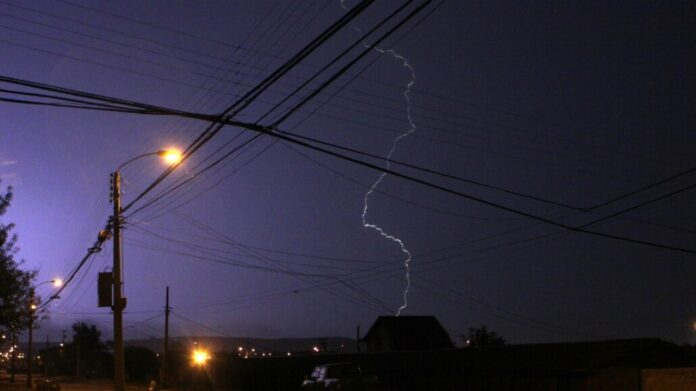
[162,286,170,388]
[107,150,180,391]
[111,171,126,391]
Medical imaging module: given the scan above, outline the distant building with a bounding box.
[362,315,453,352]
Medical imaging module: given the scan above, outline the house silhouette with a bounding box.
[362,315,453,352]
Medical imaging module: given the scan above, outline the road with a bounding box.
[0,374,149,390]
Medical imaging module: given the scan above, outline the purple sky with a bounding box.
[1,0,695,345]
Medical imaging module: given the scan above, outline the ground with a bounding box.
[0,372,149,390]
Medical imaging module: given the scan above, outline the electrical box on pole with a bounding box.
[98,272,113,307]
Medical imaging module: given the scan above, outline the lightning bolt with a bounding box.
[341,1,417,316]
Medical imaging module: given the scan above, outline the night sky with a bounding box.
[1,0,694,346]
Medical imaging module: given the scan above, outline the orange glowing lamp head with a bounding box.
[157,149,183,165]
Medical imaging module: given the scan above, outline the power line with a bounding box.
[0,0,260,64]
[0,66,661,187]
[124,134,264,218]
[119,0,377,215]
[0,23,247,81]
[222,0,376,119]
[127,237,342,277]
[129,226,366,272]
[0,74,214,118]
[134,220,384,265]
[414,277,606,339]
[0,12,245,71]
[256,0,415,124]
[279,132,580,210]
[0,79,681,187]
[226,120,696,255]
[3,73,694,255]
[271,0,432,128]
[118,2,430,219]
[278,141,541,221]
[166,209,395,313]
[157,219,598,338]
[134,139,275,223]
[13,2,436,320]
[7,0,684,172]
[0,96,146,113]
[283,139,696,235]
[4,0,448,124]
[586,168,696,210]
[121,2,445,219]
[10,0,297,308]
[0,87,150,111]
[39,227,109,309]
[2,2,423,313]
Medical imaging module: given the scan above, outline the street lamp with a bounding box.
[110,149,181,391]
[27,279,62,389]
[30,278,62,293]
[192,349,210,366]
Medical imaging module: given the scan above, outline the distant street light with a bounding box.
[110,149,181,391]
[27,279,62,389]
[192,349,210,366]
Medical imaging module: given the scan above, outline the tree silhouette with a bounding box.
[73,322,107,377]
[0,181,36,334]
[462,325,507,346]
[125,346,158,382]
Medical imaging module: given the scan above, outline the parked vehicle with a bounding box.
[35,379,61,390]
[301,362,378,390]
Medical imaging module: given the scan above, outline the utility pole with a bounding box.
[75,332,80,378]
[107,151,179,391]
[111,171,126,391]
[356,325,361,353]
[9,328,16,383]
[27,295,36,389]
[162,286,170,388]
